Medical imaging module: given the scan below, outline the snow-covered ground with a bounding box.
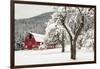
[15,46,94,65]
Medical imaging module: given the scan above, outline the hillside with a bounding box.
[15,12,53,50]
[15,12,53,34]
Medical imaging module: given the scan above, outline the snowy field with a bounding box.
[15,46,94,65]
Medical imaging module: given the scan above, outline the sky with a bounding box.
[15,4,54,19]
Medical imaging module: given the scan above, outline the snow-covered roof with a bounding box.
[30,33,44,42]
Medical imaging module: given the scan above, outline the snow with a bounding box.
[15,45,94,66]
[45,23,57,34]
[31,33,45,42]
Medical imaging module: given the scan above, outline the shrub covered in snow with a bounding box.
[76,29,94,50]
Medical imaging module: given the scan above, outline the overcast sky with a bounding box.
[15,4,54,19]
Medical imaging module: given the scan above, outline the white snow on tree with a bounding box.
[45,6,95,55]
[44,7,70,48]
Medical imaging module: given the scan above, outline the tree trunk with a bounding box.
[61,41,65,52]
[61,32,65,52]
[71,16,84,59]
[61,23,74,58]
[61,14,74,58]
[59,8,84,59]
[62,15,84,59]
[57,32,65,52]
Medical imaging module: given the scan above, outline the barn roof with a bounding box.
[30,33,44,42]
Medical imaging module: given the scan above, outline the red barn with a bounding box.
[24,33,44,49]
[24,32,58,49]
[31,33,44,46]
